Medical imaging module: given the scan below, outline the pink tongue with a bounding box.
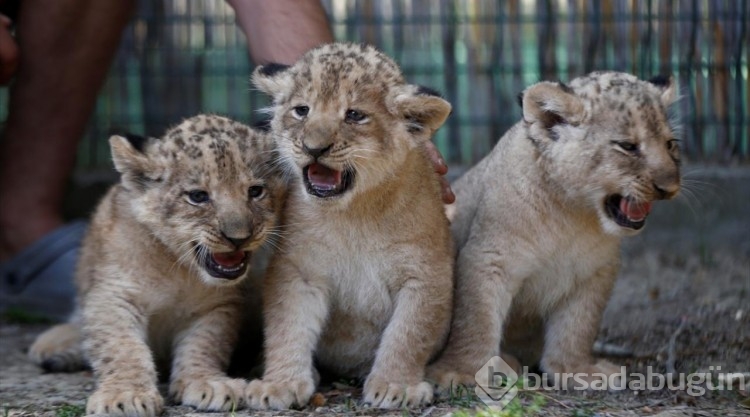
[212,251,246,267]
[307,163,342,189]
[620,198,652,220]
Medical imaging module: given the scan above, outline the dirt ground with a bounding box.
[1,165,748,417]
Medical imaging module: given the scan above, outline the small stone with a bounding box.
[310,392,327,407]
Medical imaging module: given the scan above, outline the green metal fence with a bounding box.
[1,0,747,169]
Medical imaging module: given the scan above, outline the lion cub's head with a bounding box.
[109,114,285,286]
[252,42,451,205]
[520,71,681,236]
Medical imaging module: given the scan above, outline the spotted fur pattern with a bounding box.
[28,114,286,416]
[246,43,454,410]
[428,72,681,390]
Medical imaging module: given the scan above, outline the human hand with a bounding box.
[424,141,455,204]
[0,14,19,85]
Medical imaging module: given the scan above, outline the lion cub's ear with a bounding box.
[522,81,584,134]
[389,85,452,137]
[647,74,678,107]
[252,63,294,101]
[110,134,161,191]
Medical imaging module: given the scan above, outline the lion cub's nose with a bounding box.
[221,232,252,249]
[653,180,680,200]
[302,143,333,159]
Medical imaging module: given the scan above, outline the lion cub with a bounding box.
[244,43,454,409]
[28,115,285,416]
[428,72,681,388]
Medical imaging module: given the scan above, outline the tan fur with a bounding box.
[427,72,681,389]
[28,115,286,416]
[245,43,454,409]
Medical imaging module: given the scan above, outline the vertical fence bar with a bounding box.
[440,0,461,164]
[538,0,558,80]
[584,0,601,72]
[709,0,728,160]
[659,0,674,77]
[734,0,748,157]
[490,0,506,143]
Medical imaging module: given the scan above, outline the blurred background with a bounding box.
[0,0,746,173]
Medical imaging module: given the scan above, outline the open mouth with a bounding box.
[604,195,652,230]
[197,247,250,280]
[303,163,355,198]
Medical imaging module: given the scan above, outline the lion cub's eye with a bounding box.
[345,109,368,124]
[292,105,310,119]
[186,190,210,204]
[248,185,265,199]
[615,141,639,153]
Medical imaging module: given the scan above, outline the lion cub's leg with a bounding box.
[169,303,247,411]
[28,321,86,372]
[245,262,327,410]
[83,290,163,417]
[363,267,451,409]
[427,243,521,391]
[540,263,621,387]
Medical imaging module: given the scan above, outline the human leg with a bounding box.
[226,0,333,65]
[0,0,135,261]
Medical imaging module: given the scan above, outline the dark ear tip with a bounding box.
[257,63,290,77]
[557,81,574,94]
[647,74,671,87]
[416,85,444,98]
[516,92,524,108]
[122,133,148,153]
[253,118,272,132]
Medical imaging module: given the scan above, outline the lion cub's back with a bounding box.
[449,124,534,249]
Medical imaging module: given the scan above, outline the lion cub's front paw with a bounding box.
[171,377,246,411]
[544,359,625,389]
[86,385,163,417]
[363,377,433,409]
[245,377,315,410]
[426,363,478,393]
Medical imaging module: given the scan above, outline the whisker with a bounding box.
[170,238,201,274]
[674,191,701,222]
[266,229,290,241]
[263,235,284,253]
